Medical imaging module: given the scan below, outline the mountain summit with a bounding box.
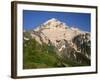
[34,18,68,31]
[24,18,91,66]
[43,18,68,28]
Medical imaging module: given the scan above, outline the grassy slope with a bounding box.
[23,39,60,69]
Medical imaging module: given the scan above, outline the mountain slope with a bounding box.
[23,18,91,69]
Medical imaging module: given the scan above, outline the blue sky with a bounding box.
[23,10,91,32]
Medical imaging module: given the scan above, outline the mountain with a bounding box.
[23,18,91,68]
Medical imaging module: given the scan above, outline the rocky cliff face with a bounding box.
[24,18,91,65]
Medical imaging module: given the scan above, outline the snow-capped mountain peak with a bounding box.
[34,18,68,31]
